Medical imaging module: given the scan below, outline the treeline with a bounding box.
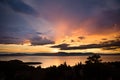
[0,54,120,80]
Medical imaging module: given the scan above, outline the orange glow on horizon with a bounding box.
[0,44,58,53]
[23,40,31,45]
[0,20,120,54]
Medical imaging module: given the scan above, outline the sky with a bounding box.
[0,0,120,54]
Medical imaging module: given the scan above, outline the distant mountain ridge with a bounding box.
[0,52,120,56]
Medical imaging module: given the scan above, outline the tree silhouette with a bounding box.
[85,54,102,64]
[0,59,120,80]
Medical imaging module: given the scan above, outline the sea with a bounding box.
[0,55,120,68]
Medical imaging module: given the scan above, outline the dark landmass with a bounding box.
[0,54,120,80]
[0,52,120,56]
[0,60,42,65]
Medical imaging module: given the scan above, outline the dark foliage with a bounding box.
[0,55,120,80]
[85,54,102,64]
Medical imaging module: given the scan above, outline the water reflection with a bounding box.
[0,56,120,68]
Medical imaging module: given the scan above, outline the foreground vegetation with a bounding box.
[0,54,120,80]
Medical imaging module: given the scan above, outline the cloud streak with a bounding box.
[30,36,55,45]
[51,39,120,50]
[0,0,37,15]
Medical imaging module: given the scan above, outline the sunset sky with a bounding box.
[0,0,120,54]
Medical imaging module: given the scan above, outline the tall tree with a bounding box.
[85,54,102,64]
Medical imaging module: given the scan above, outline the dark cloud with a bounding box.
[35,0,104,23]
[102,38,107,40]
[0,36,21,44]
[34,0,120,34]
[51,39,120,50]
[93,9,120,32]
[78,9,120,34]
[71,40,74,42]
[78,36,85,40]
[30,36,55,45]
[115,35,120,39]
[51,43,69,49]
[0,9,36,44]
[36,32,42,35]
[0,0,52,45]
[0,35,55,45]
[102,47,119,50]
[0,0,37,15]
[101,39,120,47]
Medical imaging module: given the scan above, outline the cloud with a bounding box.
[0,31,55,45]
[0,0,120,46]
[0,33,55,45]
[102,38,107,40]
[71,40,75,42]
[24,0,120,41]
[102,47,119,50]
[30,36,55,45]
[51,43,69,49]
[0,0,51,45]
[51,39,120,50]
[0,0,37,15]
[78,36,85,40]
[94,9,120,32]
[0,9,36,45]
[0,36,22,44]
[115,35,120,39]
[0,1,54,45]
